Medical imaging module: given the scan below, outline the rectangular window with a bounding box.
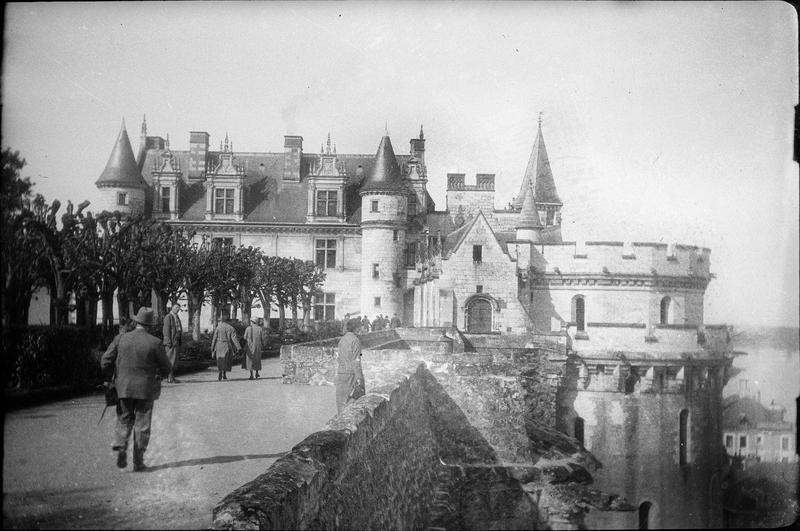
[315,190,338,216]
[212,237,233,249]
[782,437,789,451]
[739,436,747,449]
[405,242,417,267]
[117,192,128,206]
[473,245,483,263]
[371,200,379,213]
[408,195,417,217]
[315,239,337,269]
[725,435,733,448]
[476,285,483,293]
[160,187,171,212]
[214,188,235,214]
[313,292,336,321]
[393,230,398,241]
[374,297,381,307]
[393,272,401,288]
[372,263,379,279]
[757,435,763,446]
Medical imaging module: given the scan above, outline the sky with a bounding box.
[2,1,798,329]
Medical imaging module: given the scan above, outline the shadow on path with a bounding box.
[145,452,288,472]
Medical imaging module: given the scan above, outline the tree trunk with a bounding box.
[117,292,130,322]
[101,292,115,331]
[189,291,204,341]
[278,301,285,330]
[75,294,87,326]
[302,303,312,331]
[291,299,299,328]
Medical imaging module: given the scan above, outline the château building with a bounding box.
[93,115,735,528]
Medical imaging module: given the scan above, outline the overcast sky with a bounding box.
[3,1,797,328]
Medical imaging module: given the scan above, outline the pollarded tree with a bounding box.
[295,259,326,331]
[254,254,280,330]
[229,245,263,325]
[137,221,193,321]
[180,236,217,340]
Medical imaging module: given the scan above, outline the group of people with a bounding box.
[354,313,401,333]
[99,305,267,472]
[210,312,265,381]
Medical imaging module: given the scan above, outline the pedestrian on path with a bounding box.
[242,317,265,380]
[360,315,371,334]
[390,313,401,328]
[162,303,183,383]
[100,317,136,425]
[100,307,171,472]
[212,311,240,381]
[335,318,365,413]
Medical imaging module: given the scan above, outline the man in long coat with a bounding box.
[242,317,264,380]
[335,318,365,413]
[101,307,171,472]
[162,304,183,383]
[211,311,240,381]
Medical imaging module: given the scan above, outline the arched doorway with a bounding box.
[466,297,492,333]
[638,501,652,530]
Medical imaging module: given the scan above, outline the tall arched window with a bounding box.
[574,417,585,446]
[572,295,586,331]
[638,501,652,530]
[660,296,672,325]
[679,409,690,466]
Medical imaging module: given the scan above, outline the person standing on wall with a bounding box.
[162,304,183,383]
[390,313,401,328]
[335,318,365,413]
[242,316,265,380]
[211,311,240,381]
[101,307,171,472]
[360,315,371,334]
[372,314,382,333]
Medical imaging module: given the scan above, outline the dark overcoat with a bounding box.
[101,327,171,401]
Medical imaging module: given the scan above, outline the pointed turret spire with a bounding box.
[326,132,331,155]
[516,184,543,229]
[141,114,147,138]
[224,132,230,152]
[95,120,146,188]
[419,124,424,140]
[513,117,562,210]
[361,134,405,192]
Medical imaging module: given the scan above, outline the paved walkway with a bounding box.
[3,358,337,529]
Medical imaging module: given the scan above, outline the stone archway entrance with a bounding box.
[466,298,492,333]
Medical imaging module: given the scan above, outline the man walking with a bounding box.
[101,307,171,472]
[162,304,183,383]
[211,311,240,381]
[335,318,365,413]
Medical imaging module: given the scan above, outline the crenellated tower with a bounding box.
[360,134,408,319]
[95,119,148,215]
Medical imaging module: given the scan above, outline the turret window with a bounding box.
[372,263,379,279]
[572,295,586,332]
[117,192,128,206]
[660,296,673,324]
[214,188,234,214]
[680,409,690,466]
[316,190,338,216]
[160,187,171,212]
[371,200,379,213]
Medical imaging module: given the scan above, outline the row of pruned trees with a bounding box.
[1,148,326,338]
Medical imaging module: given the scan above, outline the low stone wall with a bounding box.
[213,361,440,529]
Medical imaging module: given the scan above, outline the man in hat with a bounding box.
[101,307,171,472]
[211,310,241,381]
[162,303,183,383]
[242,316,264,380]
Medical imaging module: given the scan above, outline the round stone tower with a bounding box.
[359,134,408,321]
[95,119,147,215]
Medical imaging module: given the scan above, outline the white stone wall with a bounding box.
[446,190,495,219]
[95,187,145,215]
[360,227,404,318]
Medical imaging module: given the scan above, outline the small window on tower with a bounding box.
[117,192,128,206]
[372,263,379,279]
[393,230,398,241]
[371,200,379,213]
[476,285,483,293]
[374,297,381,307]
[473,245,482,263]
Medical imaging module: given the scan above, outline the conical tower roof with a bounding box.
[360,135,406,193]
[513,122,561,209]
[95,120,146,188]
[516,184,543,229]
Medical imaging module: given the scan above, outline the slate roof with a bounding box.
[513,123,561,209]
[96,121,147,188]
[359,136,408,193]
[722,395,791,430]
[516,185,543,229]
[139,145,411,223]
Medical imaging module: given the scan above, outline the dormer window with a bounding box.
[160,187,171,212]
[214,188,235,214]
[316,191,338,216]
[408,194,417,217]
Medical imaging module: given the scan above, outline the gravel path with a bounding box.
[3,358,337,529]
